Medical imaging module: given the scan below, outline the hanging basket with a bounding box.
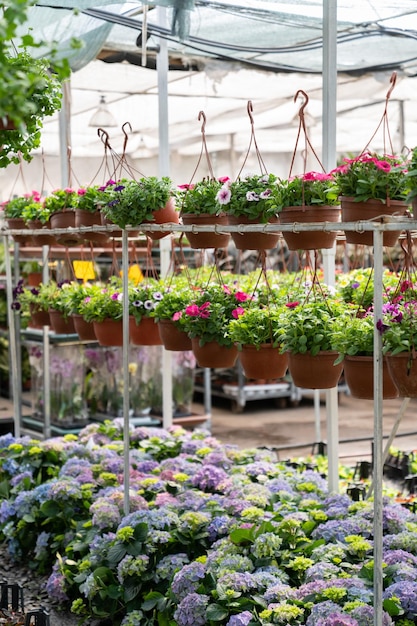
[238,344,288,380]
[75,209,110,245]
[6,217,32,245]
[279,205,340,250]
[343,355,398,399]
[181,213,230,249]
[93,318,123,346]
[48,309,76,335]
[191,338,238,369]
[386,352,417,398]
[27,219,56,246]
[288,350,343,389]
[142,197,179,240]
[228,215,280,250]
[49,210,81,246]
[29,304,50,329]
[158,319,192,351]
[340,197,408,247]
[129,316,163,346]
[72,314,97,342]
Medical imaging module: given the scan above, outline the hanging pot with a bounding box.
[239,344,288,379]
[278,205,341,250]
[6,218,32,245]
[158,319,192,351]
[75,209,109,245]
[27,272,43,287]
[343,355,398,399]
[181,213,230,249]
[340,196,408,246]
[93,318,123,346]
[48,309,76,335]
[386,352,417,397]
[143,197,179,240]
[29,303,50,329]
[227,215,280,250]
[288,350,343,389]
[191,338,238,369]
[49,210,80,246]
[129,316,163,346]
[27,219,56,246]
[72,314,97,342]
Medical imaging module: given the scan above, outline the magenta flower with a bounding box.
[185,304,200,317]
[232,307,245,319]
[235,291,249,302]
[172,311,182,321]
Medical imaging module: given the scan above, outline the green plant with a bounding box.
[43,188,78,214]
[331,311,375,363]
[75,182,116,213]
[101,177,174,228]
[78,279,123,322]
[1,191,42,219]
[179,282,251,347]
[12,280,50,315]
[128,278,165,323]
[40,280,75,318]
[21,200,52,224]
[217,172,279,221]
[380,300,417,355]
[336,268,400,312]
[228,304,285,348]
[278,298,346,355]
[405,146,417,203]
[268,171,340,211]
[21,260,42,276]
[331,152,409,202]
[153,280,195,325]
[175,177,229,215]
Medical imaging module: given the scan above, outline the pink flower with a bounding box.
[232,307,245,319]
[77,188,87,196]
[216,186,231,205]
[198,302,211,318]
[218,176,230,184]
[286,301,299,309]
[172,311,182,321]
[303,171,333,182]
[178,183,194,191]
[235,291,249,302]
[223,285,231,295]
[185,304,200,317]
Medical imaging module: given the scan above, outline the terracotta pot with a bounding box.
[129,316,163,346]
[239,344,288,379]
[278,205,341,250]
[288,350,343,389]
[343,355,398,399]
[181,213,230,249]
[191,338,238,369]
[6,217,31,245]
[100,213,122,237]
[75,209,109,245]
[49,210,80,246]
[27,219,56,246]
[48,309,76,335]
[0,117,16,131]
[29,304,50,329]
[158,319,192,351]
[227,215,280,250]
[93,318,123,346]
[143,197,179,240]
[27,272,43,287]
[72,314,97,341]
[386,352,417,398]
[340,196,408,246]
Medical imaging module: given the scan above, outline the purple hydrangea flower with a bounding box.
[173,592,209,626]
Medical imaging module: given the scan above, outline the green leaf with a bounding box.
[206,603,230,621]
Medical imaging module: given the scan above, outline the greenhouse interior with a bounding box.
[2,2,417,626]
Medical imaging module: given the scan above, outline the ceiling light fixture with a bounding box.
[89,95,117,127]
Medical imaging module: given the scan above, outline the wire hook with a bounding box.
[97,128,111,150]
[122,121,132,155]
[294,90,309,118]
[198,110,206,135]
[386,72,397,101]
[247,101,254,126]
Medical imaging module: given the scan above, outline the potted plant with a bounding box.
[77,279,124,346]
[60,281,98,341]
[1,192,42,245]
[278,298,345,389]
[268,171,341,250]
[331,152,410,246]
[128,278,164,346]
[217,173,280,249]
[176,177,231,249]
[179,282,251,368]
[153,282,195,351]
[101,176,178,239]
[74,181,116,244]
[43,188,80,246]
[405,146,417,217]
[380,295,417,397]
[228,304,288,379]
[41,280,76,334]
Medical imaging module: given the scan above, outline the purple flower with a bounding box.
[246,191,259,201]
[171,561,206,601]
[173,592,209,626]
[216,186,231,205]
[226,611,253,626]
[191,465,230,492]
[384,581,417,617]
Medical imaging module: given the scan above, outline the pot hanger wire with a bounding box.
[237,100,268,179]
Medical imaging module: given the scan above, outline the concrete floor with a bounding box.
[196,390,417,465]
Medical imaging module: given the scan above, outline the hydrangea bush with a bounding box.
[0,424,416,625]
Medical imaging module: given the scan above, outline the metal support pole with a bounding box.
[3,236,21,437]
[122,229,130,516]
[372,226,384,626]
[43,326,51,440]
